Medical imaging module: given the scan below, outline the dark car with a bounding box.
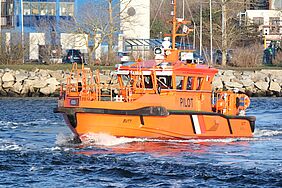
[62,49,83,64]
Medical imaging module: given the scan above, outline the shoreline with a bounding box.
[0,68,281,97]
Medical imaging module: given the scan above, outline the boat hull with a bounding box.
[55,107,255,139]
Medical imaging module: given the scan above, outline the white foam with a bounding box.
[57,129,281,148]
[80,133,147,146]
[55,133,77,146]
[0,139,23,151]
[254,129,282,137]
[78,133,263,146]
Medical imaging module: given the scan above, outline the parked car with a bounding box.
[62,49,83,64]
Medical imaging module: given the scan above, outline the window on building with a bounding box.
[23,2,31,15]
[60,2,74,16]
[269,17,280,34]
[39,2,47,15]
[31,2,39,15]
[252,17,263,26]
[269,17,280,26]
[47,3,56,16]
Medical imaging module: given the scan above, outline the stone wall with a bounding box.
[213,69,282,97]
[0,68,281,97]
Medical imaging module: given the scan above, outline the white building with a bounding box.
[120,0,150,39]
[245,0,282,44]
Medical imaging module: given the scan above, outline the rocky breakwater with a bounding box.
[0,68,63,97]
[213,69,282,97]
[0,68,282,97]
[0,68,118,97]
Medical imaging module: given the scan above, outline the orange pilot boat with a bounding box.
[54,0,255,141]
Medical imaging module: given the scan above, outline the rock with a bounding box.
[49,70,63,80]
[11,82,23,94]
[241,78,254,87]
[242,71,254,76]
[224,81,243,88]
[212,76,223,89]
[255,81,269,91]
[2,81,14,89]
[265,76,270,82]
[28,76,39,80]
[33,80,47,89]
[48,84,59,93]
[46,77,60,86]
[217,70,224,75]
[251,71,268,82]
[223,70,234,76]
[231,78,243,85]
[269,81,281,92]
[15,72,28,82]
[40,86,52,95]
[221,75,235,83]
[21,84,30,95]
[38,69,50,77]
[29,72,36,77]
[2,72,15,82]
[0,87,7,96]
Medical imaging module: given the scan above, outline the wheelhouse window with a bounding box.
[197,77,204,90]
[144,75,153,89]
[157,76,172,89]
[176,76,184,90]
[186,76,194,90]
[121,74,130,86]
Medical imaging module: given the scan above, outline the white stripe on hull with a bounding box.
[192,115,201,134]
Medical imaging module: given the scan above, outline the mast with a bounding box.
[171,0,177,50]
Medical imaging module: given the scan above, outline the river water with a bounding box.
[0,98,281,187]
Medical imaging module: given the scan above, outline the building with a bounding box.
[14,0,75,31]
[246,0,282,45]
[0,0,152,62]
[1,0,14,29]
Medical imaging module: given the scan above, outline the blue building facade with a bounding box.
[14,0,77,33]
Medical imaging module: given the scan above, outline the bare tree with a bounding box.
[61,0,133,65]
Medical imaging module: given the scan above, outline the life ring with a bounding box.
[238,94,250,110]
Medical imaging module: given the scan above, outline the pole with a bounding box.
[21,0,24,63]
[221,0,227,66]
[172,0,177,50]
[209,0,213,65]
[0,0,2,34]
[193,22,196,49]
[200,1,202,56]
[182,0,184,19]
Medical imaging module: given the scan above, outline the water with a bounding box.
[0,98,281,188]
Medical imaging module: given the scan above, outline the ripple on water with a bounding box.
[0,98,281,187]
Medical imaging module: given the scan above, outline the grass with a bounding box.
[0,62,282,72]
[0,63,115,71]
